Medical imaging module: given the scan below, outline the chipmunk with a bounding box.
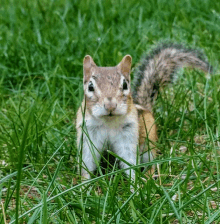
[76,43,212,180]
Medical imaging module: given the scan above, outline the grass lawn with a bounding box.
[0,0,220,223]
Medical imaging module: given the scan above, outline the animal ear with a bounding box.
[117,55,132,79]
[83,55,97,82]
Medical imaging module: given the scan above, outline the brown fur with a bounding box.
[133,44,213,111]
[77,44,212,179]
[138,108,157,153]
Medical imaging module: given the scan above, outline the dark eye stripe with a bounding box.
[88,81,94,91]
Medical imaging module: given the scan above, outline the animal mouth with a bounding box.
[102,112,119,117]
[101,112,121,118]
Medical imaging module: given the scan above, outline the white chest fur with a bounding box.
[78,111,139,179]
[84,113,138,149]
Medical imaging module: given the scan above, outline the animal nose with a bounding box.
[104,97,117,112]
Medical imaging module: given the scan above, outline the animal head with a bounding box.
[83,55,133,119]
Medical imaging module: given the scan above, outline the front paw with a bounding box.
[81,170,91,181]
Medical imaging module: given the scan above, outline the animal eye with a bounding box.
[88,81,94,91]
[123,79,128,90]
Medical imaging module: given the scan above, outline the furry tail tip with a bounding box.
[132,43,213,110]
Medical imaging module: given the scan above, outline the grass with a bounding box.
[0,0,220,223]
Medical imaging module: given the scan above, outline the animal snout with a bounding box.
[104,97,117,112]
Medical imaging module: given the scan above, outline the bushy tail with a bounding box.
[132,43,213,111]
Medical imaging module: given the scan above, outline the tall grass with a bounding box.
[0,0,220,223]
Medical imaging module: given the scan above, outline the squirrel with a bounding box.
[76,43,212,181]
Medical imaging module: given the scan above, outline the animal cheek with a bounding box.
[122,95,128,102]
[86,92,100,102]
